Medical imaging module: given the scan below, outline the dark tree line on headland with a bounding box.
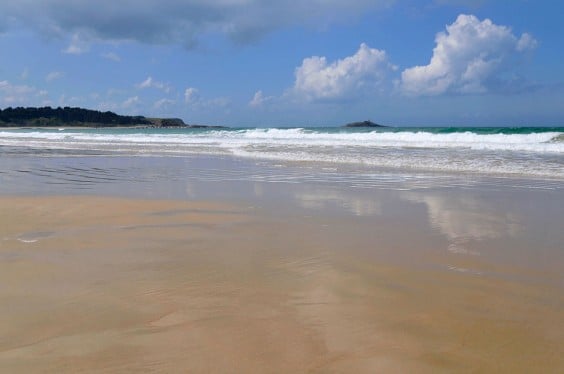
[0,106,152,127]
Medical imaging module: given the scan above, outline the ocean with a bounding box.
[1,126,562,179]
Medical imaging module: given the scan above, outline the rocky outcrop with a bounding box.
[148,118,227,128]
[343,120,385,128]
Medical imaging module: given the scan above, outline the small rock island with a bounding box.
[343,120,386,128]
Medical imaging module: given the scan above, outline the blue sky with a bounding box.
[1,0,563,126]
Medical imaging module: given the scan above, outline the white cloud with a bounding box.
[63,32,90,54]
[137,77,153,89]
[400,14,537,96]
[403,191,519,256]
[97,101,119,112]
[0,1,393,47]
[136,76,171,93]
[517,33,537,52]
[249,90,273,107]
[154,98,176,109]
[184,86,230,110]
[184,87,200,105]
[102,52,121,62]
[20,68,29,80]
[0,80,39,106]
[46,71,64,82]
[122,96,140,109]
[292,43,396,101]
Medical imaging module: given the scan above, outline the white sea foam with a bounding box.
[447,265,482,275]
[1,128,562,150]
[1,128,562,178]
[17,238,38,243]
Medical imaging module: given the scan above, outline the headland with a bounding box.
[0,106,225,128]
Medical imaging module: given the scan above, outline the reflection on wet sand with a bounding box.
[404,192,521,256]
[1,195,562,372]
[294,187,382,217]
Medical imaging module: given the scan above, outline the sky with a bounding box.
[1,0,563,127]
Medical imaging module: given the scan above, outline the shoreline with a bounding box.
[0,151,562,200]
[1,126,562,180]
[0,148,562,372]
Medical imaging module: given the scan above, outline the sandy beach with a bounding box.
[2,1,564,371]
[1,182,563,372]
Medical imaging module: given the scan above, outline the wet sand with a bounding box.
[0,194,562,373]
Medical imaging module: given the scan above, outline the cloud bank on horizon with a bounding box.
[0,0,562,125]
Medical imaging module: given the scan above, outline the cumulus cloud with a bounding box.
[63,32,90,54]
[0,1,393,47]
[184,87,200,105]
[45,71,64,82]
[102,52,121,62]
[0,80,46,106]
[249,90,273,107]
[122,96,140,109]
[154,98,176,109]
[136,76,171,93]
[400,14,537,96]
[292,43,396,101]
[184,86,230,109]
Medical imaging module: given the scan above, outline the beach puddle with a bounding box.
[16,231,55,243]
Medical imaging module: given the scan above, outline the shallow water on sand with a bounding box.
[0,153,563,372]
[1,153,562,197]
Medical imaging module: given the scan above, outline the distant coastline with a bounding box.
[0,106,225,129]
[0,106,391,129]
